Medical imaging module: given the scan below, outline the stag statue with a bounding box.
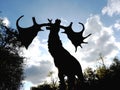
[46,19,85,90]
[16,16,91,90]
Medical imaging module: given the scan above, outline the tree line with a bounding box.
[31,57,120,90]
[0,17,24,90]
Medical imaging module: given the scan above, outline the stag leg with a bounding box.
[76,72,86,90]
[67,75,75,90]
[58,70,66,90]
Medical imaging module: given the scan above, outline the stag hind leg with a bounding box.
[70,65,84,90]
[67,75,76,90]
[76,63,85,83]
[77,72,84,84]
[76,71,86,89]
[58,70,66,90]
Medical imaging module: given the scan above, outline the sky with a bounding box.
[1,0,120,90]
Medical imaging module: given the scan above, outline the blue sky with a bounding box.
[1,0,120,90]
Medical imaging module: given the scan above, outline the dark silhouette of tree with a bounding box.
[31,84,53,90]
[83,57,120,90]
[31,57,120,90]
[84,67,97,83]
[47,71,58,90]
[108,57,120,89]
[0,17,24,90]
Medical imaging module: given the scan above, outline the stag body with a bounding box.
[47,19,84,90]
[16,16,91,90]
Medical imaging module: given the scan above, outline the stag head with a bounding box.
[62,22,91,52]
[46,19,61,33]
[16,15,43,49]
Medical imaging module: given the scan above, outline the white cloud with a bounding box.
[2,17,10,26]
[63,15,120,69]
[20,36,55,85]
[114,20,120,31]
[0,17,10,27]
[102,0,120,16]
[24,60,53,84]
[21,81,34,90]
[21,36,53,66]
[82,15,119,64]
[60,17,69,25]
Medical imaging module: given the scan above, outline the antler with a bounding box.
[47,19,52,23]
[16,15,91,50]
[78,22,91,44]
[16,15,43,49]
[16,15,43,32]
[62,22,91,52]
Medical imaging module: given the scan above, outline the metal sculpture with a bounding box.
[16,15,91,90]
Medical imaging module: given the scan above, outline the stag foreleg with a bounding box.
[67,75,75,90]
[58,70,66,90]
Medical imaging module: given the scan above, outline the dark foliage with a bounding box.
[83,57,120,90]
[0,18,24,90]
[31,84,53,90]
[31,58,120,90]
[0,47,24,90]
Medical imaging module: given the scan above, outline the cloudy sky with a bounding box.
[1,0,120,90]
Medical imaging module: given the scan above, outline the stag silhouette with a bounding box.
[16,16,91,90]
[47,19,85,90]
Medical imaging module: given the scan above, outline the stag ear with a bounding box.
[46,19,53,30]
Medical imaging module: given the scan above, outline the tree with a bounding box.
[84,67,97,82]
[47,71,58,90]
[0,17,24,90]
[31,84,53,90]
